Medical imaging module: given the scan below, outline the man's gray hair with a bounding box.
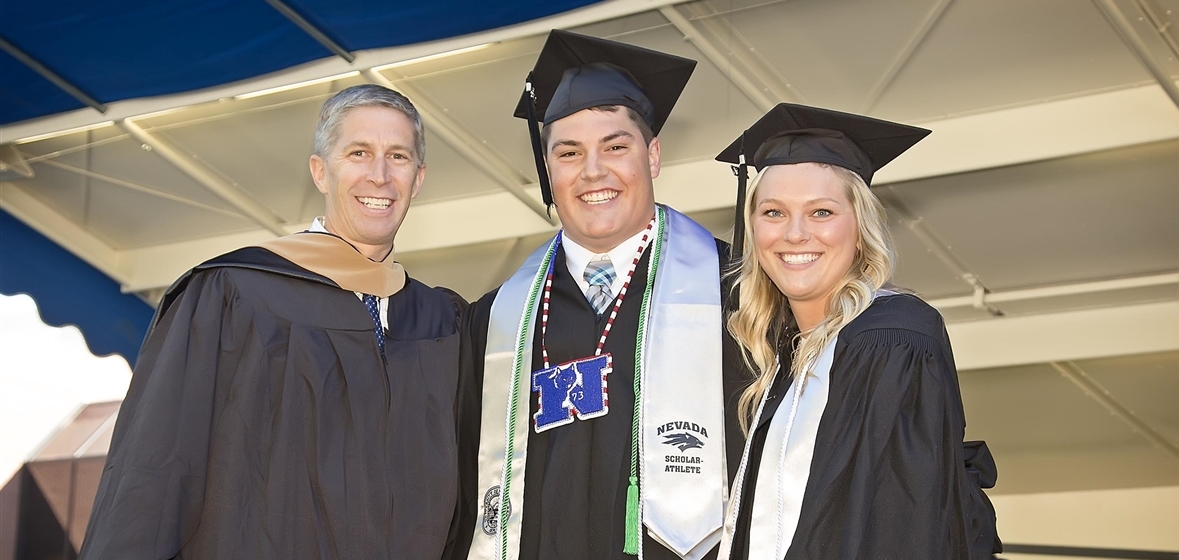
[313,84,425,165]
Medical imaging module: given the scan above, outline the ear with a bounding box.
[309,155,328,194]
[647,136,662,179]
[410,163,426,199]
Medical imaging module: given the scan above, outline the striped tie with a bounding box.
[583,258,616,317]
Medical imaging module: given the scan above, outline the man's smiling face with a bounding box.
[545,106,660,253]
[310,105,425,260]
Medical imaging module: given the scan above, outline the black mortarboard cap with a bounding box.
[716,103,931,185]
[717,103,930,263]
[514,30,696,211]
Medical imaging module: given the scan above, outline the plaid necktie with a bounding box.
[362,294,385,353]
[583,258,616,317]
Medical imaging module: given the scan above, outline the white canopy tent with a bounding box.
[1,0,1177,555]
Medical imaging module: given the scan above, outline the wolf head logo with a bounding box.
[662,432,704,452]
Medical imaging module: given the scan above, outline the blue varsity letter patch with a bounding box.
[531,353,612,432]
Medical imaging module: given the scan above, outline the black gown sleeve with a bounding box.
[443,289,496,560]
[785,313,1000,560]
[716,238,754,487]
[79,272,235,560]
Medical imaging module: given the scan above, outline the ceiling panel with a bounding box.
[959,361,1179,493]
[152,102,322,223]
[874,0,1152,121]
[887,210,975,299]
[884,139,1179,292]
[711,0,944,111]
[82,138,243,216]
[569,8,675,38]
[15,125,127,160]
[983,442,1179,494]
[397,35,545,183]
[603,18,766,164]
[12,154,90,225]
[686,206,737,241]
[1079,351,1179,444]
[408,137,508,204]
[960,364,1142,449]
[81,175,255,248]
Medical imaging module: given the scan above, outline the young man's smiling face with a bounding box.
[309,105,425,260]
[545,106,660,254]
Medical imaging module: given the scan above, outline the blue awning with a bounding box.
[0,209,154,365]
[0,0,601,125]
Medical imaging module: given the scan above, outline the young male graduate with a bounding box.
[79,84,465,560]
[453,30,746,560]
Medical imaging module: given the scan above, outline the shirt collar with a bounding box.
[309,216,328,233]
[563,226,651,296]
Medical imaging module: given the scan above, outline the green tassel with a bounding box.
[623,476,640,555]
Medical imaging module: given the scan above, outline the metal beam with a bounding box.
[36,158,246,219]
[1135,0,1179,63]
[362,69,556,223]
[947,301,1179,371]
[927,272,1179,310]
[116,119,287,236]
[879,185,1002,315]
[859,0,955,114]
[263,0,355,64]
[0,36,107,114]
[0,145,34,180]
[1002,543,1179,559]
[677,1,801,104]
[1093,0,1179,110]
[1051,360,1179,461]
[659,5,776,112]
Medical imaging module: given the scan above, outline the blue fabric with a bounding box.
[0,209,154,365]
[0,50,84,125]
[0,0,603,125]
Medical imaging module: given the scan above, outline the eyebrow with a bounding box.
[758,196,844,206]
[550,129,636,152]
[340,141,414,155]
[600,130,635,144]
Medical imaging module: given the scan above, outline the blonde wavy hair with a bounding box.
[726,163,896,434]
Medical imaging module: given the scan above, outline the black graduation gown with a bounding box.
[451,240,748,560]
[729,294,1001,560]
[80,247,465,560]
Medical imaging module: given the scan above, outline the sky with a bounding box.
[0,293,132,485]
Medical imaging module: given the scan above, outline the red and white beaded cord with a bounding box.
[538,215,657,369]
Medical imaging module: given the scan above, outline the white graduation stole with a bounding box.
[718,291,898,560]
[470,206,726,560]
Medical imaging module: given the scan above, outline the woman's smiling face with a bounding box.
[752,162,859,322]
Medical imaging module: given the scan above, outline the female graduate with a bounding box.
[715,103,1001,560]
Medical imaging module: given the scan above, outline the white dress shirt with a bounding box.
[561,227,650,300]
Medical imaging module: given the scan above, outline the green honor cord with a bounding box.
[625,207,666,555]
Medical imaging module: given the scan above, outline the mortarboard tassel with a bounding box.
[730,135,748,268]
[523,74,554,218]
[624,475,640,554]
